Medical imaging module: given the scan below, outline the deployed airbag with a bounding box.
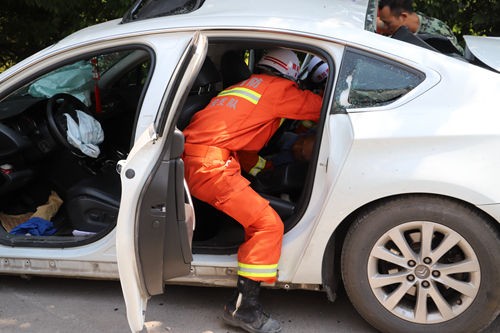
[64,110,104,158]
[28,61,93,106]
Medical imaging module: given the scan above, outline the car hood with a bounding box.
[464,35,500,72]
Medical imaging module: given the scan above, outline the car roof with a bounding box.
[57,0,372,49]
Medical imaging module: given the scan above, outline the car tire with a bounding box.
[341,195,500,333]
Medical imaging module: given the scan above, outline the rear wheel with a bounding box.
[341,195,500,333]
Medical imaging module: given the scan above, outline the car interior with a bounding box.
[0,49,149,247]
[0,41,327,254]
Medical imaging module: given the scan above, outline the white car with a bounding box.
[0,1,499,332]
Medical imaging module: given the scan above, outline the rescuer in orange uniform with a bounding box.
[182,48,323,333]
[239,55,330,177]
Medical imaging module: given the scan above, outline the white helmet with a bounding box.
[307,56,329,83]
[257,48,300,81]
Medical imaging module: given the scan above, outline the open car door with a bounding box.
[116,32,207,332]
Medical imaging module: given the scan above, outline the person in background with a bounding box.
[182,48,323,333]
[377,0,464,54]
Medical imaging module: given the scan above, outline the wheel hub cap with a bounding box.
[414,265,430,279]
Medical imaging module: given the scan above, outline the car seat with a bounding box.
[176,56,221,130]
[64,171,121,232]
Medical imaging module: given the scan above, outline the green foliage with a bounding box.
[414,0,500,38]
[0,0,131,70]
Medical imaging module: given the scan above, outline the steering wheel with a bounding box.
[46,93,90,152]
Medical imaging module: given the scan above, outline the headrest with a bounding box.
[194,57,221,88]
[221,50,251,88]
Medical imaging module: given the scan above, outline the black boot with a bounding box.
[222,276,282,333]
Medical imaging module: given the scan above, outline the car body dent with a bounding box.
[464,35,500,72]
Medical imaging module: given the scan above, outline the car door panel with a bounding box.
[116,31,207,332]
[137,130,191,294]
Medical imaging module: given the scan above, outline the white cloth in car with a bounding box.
[64,110,104,158]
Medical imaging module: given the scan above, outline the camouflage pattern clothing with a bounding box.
[416,12,464,54]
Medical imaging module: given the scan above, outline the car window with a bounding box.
[96,51,135,74]
[333,49,425,111]
[113,61,150,88]
[1,49,151,117]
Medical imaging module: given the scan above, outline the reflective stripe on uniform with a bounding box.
[218,87,261,104]
[238,262,278,278]
[248,156,267,176]
[301,120,315,128]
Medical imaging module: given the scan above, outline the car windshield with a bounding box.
[2,51,132,103]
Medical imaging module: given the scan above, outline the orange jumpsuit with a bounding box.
[182,73,322,283]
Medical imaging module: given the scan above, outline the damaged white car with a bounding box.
[0,0,498,332]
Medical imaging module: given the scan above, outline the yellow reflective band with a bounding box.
[218,87,261,105]
[248,156,267,176]
[238,263,278,269]
[238,262,278,278]
[238,271,277,278]
[301,120,315,128]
